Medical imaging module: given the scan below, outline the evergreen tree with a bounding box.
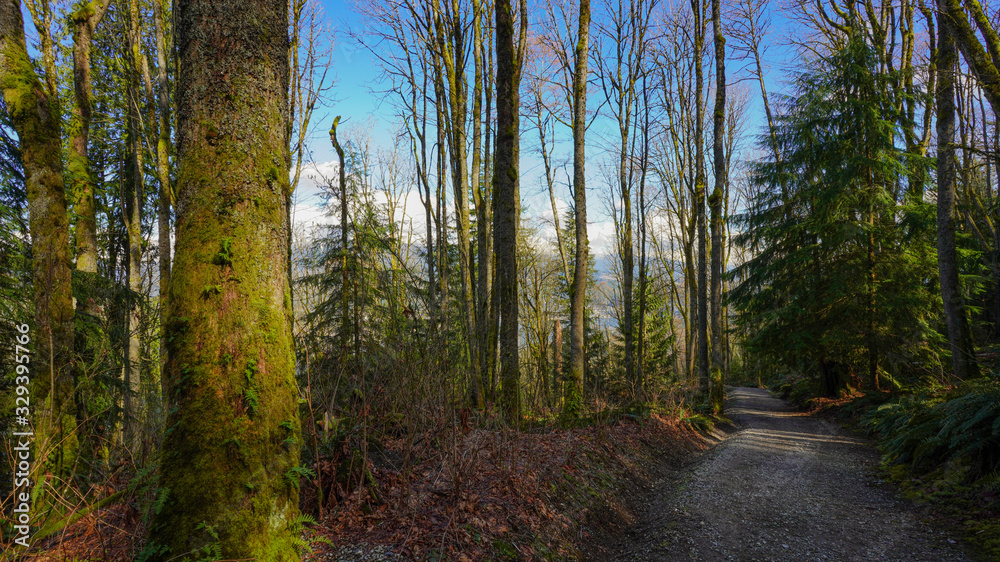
[731,36,937,396]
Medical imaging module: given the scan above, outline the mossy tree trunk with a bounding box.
[494,0,525,424]
[564,0,590,420]
[939,0,1000,114]
[123,0,146,457]
[692,0,710,395]
[67,0,109,461]
[431,0,479,406]
[152,0,173,403]
[470,0,489,408]
[476,0,496,402]
[0,0,78,487]
[67,0,109,276]
[709,0,726,413]
[150,1,302,558]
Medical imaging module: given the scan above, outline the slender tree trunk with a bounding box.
[621,135,635,399]
[434,73,449,327]
[153,0,172,401]
[330,117,350,366]
[436,0,477,404]
[495,0,524,424]
[124,0,145,457]
[67,0,109,455]
[564,0,591,420]
[0,0,78,486]
[685,217,697,383]
[552,318,562,407]
[709,0,726,412]
[693,0,710,394]
[536,95,571,284]
[151,1,301,556]
[471,0,488,408]
[936,6,980,380]
[68,0,108,276]
[637,80,650,401]
[868,206,879,390]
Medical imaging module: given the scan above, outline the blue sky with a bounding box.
[294,0,801,261]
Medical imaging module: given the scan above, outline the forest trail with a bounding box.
[603,387,973,561]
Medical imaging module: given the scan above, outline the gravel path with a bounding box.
[605,387,974,561]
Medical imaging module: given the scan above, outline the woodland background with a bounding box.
[1,0,1000,557]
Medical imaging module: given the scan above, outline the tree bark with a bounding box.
[67,0,109,276]
[435,0,478,405]
[152,0,173,401]
[495,0,524,424]
[564,0,590,420]
[150,1,302,557]
[939,0,1000,114]
[471,0,489,407]
[0,0,78,486]
[709,0,726,412]
[692,0,710,394]
[936,5,980,380]
[552,317,562,406]
[123,0,145,458]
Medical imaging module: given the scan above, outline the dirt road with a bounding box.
[605,387,973,561]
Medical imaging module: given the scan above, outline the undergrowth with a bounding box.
[861,379,1000,478]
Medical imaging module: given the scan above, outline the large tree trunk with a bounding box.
[709,0,726,412]
[564,0,590,420]
[0,0,78,486]
[150,1,302,557]
[936,5,980,380]
[495,0,524,424]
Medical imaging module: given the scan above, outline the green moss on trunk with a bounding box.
[0,0,78,492]
[148,1,301,559]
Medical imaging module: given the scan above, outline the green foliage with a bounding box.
[730,35,940,393]
[191,522,223,561]
[284,465,316,489]
[0,100,28,498]
[862,379,1000,476]
[212,238,234,267]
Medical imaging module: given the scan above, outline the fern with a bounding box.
[863,380,1000,480]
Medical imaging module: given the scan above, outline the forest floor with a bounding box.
[599,387,976,561]
[20,387,981,560]
[20,403,713,560]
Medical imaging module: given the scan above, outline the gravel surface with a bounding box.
[604,387,974,561]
